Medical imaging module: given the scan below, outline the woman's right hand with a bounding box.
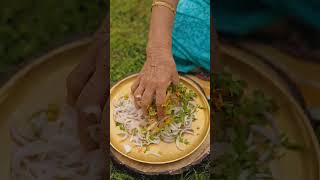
[131,47,179,117]
[131,0,179,117]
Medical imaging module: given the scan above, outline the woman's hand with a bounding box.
[131,47,179,117]
[66,19,107,151]
[132,0,179,117]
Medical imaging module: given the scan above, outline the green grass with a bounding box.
[110,0,209,179]
[110,0,150,83]
[0,0,106,72]
[110,159,210,180]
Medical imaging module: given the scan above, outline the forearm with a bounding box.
[133,1,180,115]
[147,0,179,51]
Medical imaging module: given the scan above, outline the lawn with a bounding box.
[0,0,106,73]
[110,0,149,84]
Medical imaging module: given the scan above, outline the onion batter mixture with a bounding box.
[113,83,202,156]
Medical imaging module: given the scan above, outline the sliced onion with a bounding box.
[146,150,161,157]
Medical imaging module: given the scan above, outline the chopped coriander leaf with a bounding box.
[116,123,125,131]
[119,124,125,131]
[144,146,150,153]
[179,136,184,143]
[149,134,156,141]
[147,106,157,117]
[124,94,129,100]
[184,139,189,145]
[197,105,205,109]
[132,128,138,135]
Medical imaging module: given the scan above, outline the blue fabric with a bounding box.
[213,0,320,35]
[172,0,210,73]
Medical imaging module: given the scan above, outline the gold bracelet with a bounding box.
[151,1,176,15]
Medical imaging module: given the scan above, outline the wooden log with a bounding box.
[110,135,209,175]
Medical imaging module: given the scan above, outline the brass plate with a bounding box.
[110,74,210,164]
[0,38,92,180]
[221,44,320,180]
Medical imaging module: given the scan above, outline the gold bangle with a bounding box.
[151,1,176,15]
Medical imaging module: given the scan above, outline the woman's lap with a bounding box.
[172,0,210,73]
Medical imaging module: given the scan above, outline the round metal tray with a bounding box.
[110,74,210,164]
